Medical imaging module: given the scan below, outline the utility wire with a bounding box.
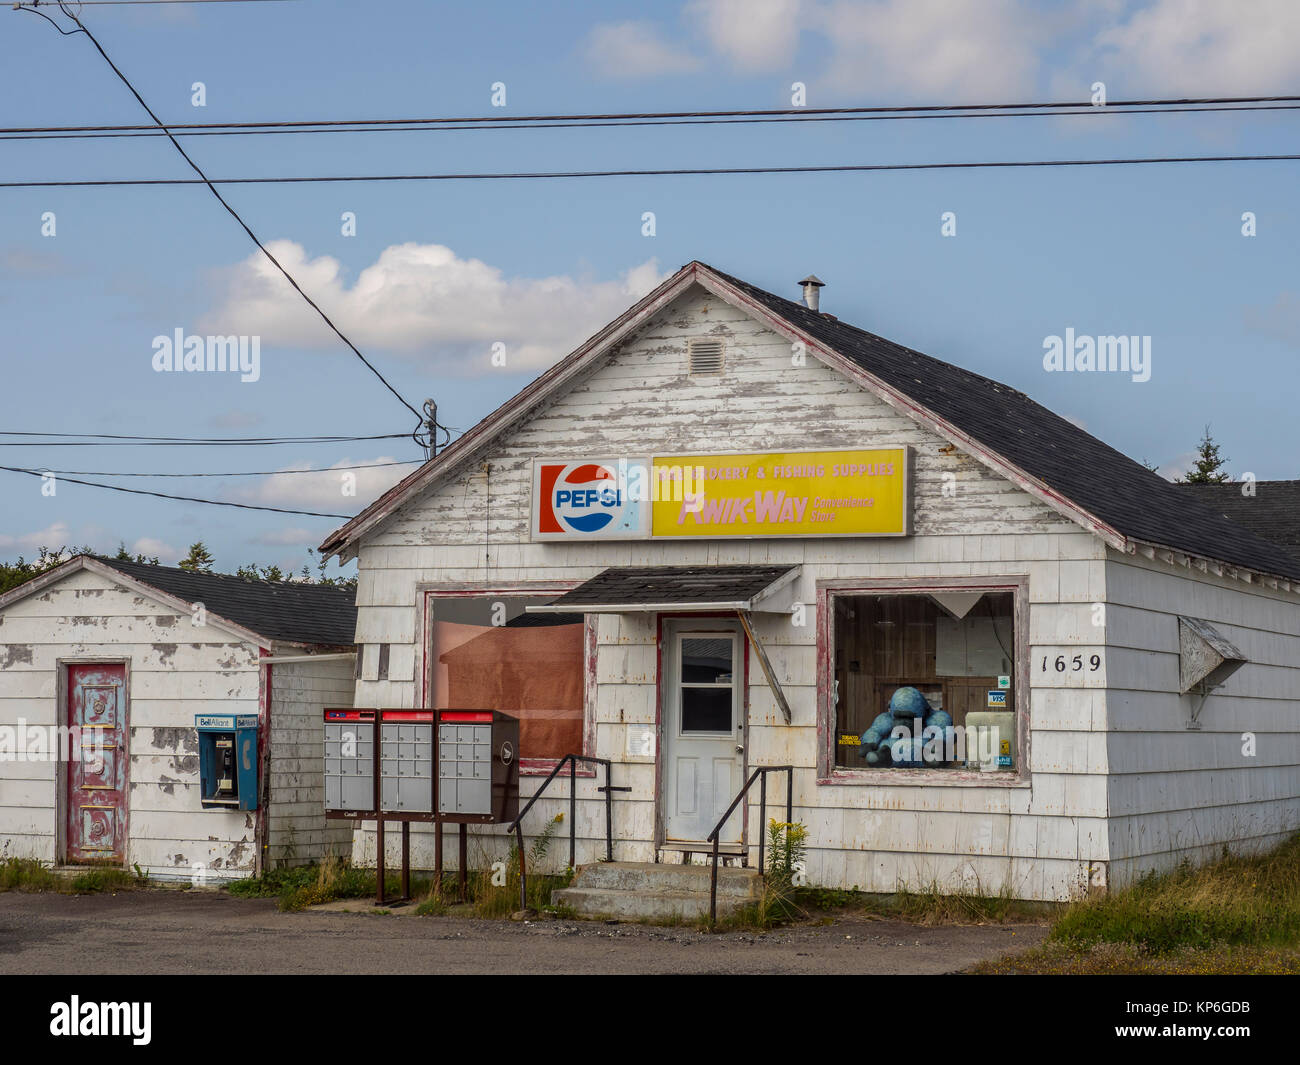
[31,460,422,477]
[6,102,1300,141]
[6,93,1299,133]
[5,152,1298,188]
[0,465,352,518]
[0,431,411,444]
[21,3,432,452]
[0,430,412,441]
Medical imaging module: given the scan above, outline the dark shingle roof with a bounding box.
[707,266,1300,583]
[94,556,356,647]
[542,565,796,610]
[1174,481,1300,558]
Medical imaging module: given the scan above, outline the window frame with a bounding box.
[419,583,594,776]
[674,629,741,737]
[815,575,1031,788]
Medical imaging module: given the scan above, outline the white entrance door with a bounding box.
[662,622,745,845]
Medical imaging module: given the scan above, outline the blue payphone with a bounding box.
[195,714,260,810]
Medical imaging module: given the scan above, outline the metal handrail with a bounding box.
[706,764,794,923]
[506,754,624,912]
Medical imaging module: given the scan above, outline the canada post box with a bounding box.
[195,714,259,810]
[379,709,434,814]
[437,710,519,823]
[324,709,376,815]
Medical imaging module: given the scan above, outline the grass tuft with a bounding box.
[1048,834,1300,954]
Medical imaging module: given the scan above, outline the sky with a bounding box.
[1,0,1297,575]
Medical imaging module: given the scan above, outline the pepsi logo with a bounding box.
[538,462,626,534]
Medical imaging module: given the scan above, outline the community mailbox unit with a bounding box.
[194,714,260,811]
[323,708,519,824]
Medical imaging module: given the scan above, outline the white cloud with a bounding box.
[809,0,1048,99]
[200,243,668,375]
[227,457,413,511]
[1088,0,1300,96]
[250,527,317,547]
[1158,451,1198,482]
[0,521,72,554]
[130,537,180,563]
[588,1,1300,101]
[687,0,803,71]
[207,410,263,430]
[582,21,704,79]
[1244,291,1300,348]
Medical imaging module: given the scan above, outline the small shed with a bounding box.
[0,555,357,881]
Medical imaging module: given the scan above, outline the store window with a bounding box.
[428,596,585,762]
[830,588,1018,772]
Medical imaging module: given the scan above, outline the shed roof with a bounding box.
[0,555,356,648]
[320,261,1300,586]
[91,557,357,647]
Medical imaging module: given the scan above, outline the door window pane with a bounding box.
[681,637,733,683]
[681,686,732,733]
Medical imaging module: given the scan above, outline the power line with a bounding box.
[4,152,1297,189]
[0,430,412,443]
[5,93,1300,135]
[6,102,1300,142]
[15,0,297,5]
[31,460,422,477]
[0,465,352,518]
[20,3,433,452]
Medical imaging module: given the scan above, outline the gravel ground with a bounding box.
[0,889,1046,975]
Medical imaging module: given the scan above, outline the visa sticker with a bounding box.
[987,691,1007,708]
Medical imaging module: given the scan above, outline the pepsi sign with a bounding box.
[531,458,650,540]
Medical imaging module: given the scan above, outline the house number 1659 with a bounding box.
[1041,654,1101,672]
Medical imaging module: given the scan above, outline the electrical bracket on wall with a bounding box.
[1177,616,1246,730]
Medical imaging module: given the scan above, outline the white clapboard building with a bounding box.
[0,556,356,881]
[318,261,1300,906]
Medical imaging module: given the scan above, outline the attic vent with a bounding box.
[688,338,725,376]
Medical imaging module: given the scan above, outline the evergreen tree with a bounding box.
[1176,425,1232,484]
[177,541,216,571]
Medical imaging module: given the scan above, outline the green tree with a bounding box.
[1176,425,1232,484]
[0,545,93,596]
[177,541,216,571]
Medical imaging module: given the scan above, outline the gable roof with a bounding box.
[320,261,1300,587]
[1175,481,1300,559]
[0,555,356,648]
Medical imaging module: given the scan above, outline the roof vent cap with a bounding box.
[798,274,824,311]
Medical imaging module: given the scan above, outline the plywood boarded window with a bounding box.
[428,596,585,761]
[830,590,1016,772]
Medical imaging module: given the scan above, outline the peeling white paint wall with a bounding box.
[0,566,260,879]
[347,286,1128,900]
[1104,550,1300,886]
[267,657,355,867]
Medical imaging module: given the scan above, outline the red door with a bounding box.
[66,664,128,864]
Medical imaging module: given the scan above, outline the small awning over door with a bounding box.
[525,564,799,615]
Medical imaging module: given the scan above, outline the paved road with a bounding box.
[0,890,1046,975]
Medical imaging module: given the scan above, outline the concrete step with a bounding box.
[569,860,763,900]
[551,886,749,921]
[551,861,765,920]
